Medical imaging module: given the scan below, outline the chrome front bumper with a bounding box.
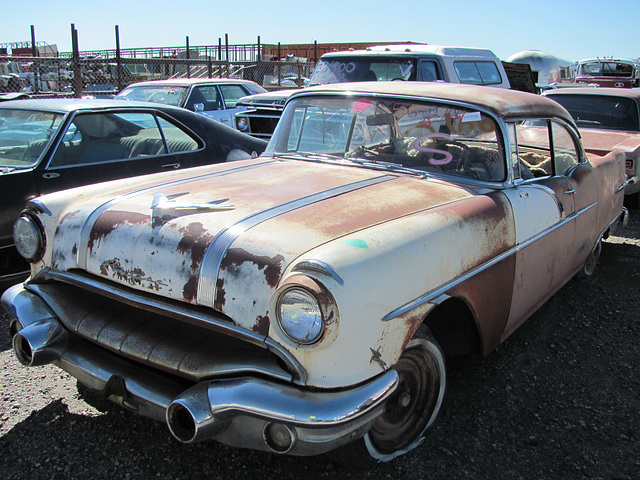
[2,283,398,456]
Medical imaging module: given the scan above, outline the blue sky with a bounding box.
[3,0,639,63]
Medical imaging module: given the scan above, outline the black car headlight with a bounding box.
[13,214,45,262]
[276,287,324,344]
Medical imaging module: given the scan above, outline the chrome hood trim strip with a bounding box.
[197,174,395,307]
[73,160,276,268]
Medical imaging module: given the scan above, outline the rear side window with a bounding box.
[49,111,199,167]
[219,84,251,109]
[454,61,502,85]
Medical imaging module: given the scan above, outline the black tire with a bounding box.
[329,325,446,467]
[624,192,639,210]
[576,238,602,278]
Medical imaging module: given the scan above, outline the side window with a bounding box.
[454,61,502,85]
[417,61,439,82]
[515,119,580,178]
[157,117,199,153]
[515,120,552,178]
[185,86,222,112]
[50,112,167,167]
[49,112,200,167]
[219,84,250,109]
[551,121,580,175]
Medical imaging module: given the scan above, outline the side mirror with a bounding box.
[193,103,204,112]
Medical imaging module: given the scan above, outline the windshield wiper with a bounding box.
[345,157,429,178]
[278,151,429,178]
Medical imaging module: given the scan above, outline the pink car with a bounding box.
[544,87,640,207]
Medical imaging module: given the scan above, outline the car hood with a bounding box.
[579,129,640,155]
[46,157,475,332]
[236,90,296,109]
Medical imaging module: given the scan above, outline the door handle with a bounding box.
[161,163,180,170]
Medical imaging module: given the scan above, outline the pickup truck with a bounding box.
[234,44,531,139]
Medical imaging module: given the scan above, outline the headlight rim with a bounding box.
[13,212,45,263]
[276,286,325,346]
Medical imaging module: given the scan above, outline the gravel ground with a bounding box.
[1,218,639,480]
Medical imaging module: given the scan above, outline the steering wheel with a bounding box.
[435,140,470,171]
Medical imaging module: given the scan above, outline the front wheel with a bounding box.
[330,325,446,466]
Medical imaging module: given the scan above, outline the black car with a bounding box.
[0,98,267,288]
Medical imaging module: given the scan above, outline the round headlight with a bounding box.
[13,215,44,262]
[277,288,324,344]
[235,117,249,132]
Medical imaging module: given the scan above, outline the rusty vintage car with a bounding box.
[543,87,640,207]
[2,82,629,466]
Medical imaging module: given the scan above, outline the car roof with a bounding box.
[543,87,640,100]
[321,44,499,59]
[578,57,637,64]
[292,82,576,123]
[123,78,260,87]
[0,98,188,114]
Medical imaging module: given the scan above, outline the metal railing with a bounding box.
[1,55,314,98]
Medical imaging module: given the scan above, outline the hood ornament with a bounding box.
[151,192,235,213]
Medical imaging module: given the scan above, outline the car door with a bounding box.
[34,110,201,195]
[218,84,254,128]
[501,119,596,339]
[184,85,233,127]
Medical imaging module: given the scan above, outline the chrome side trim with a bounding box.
[383,202,597,322]
[198,175,395,307]
[382,247,516,322]
[616,178,632,193]
[67,160,276,268]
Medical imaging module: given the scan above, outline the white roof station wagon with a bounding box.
[3,82,628,466]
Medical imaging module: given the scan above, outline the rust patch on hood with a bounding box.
[100,258,166,291]
[220,248,285,288]
[214,278,226,310]
[152,213,177,229]
[183,276,198,303]
[177,222,214,271]
[177,222,214,303]
[253,315,270,336]
[88,211,150,251]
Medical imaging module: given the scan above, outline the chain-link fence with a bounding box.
[1,55,315,98]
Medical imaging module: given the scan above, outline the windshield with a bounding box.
[116,85,189,107]
[577,61,635,78]
[267,95,506,182]
[547,94,640,132]
[0,109,65,167]
[310,56,417,85]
